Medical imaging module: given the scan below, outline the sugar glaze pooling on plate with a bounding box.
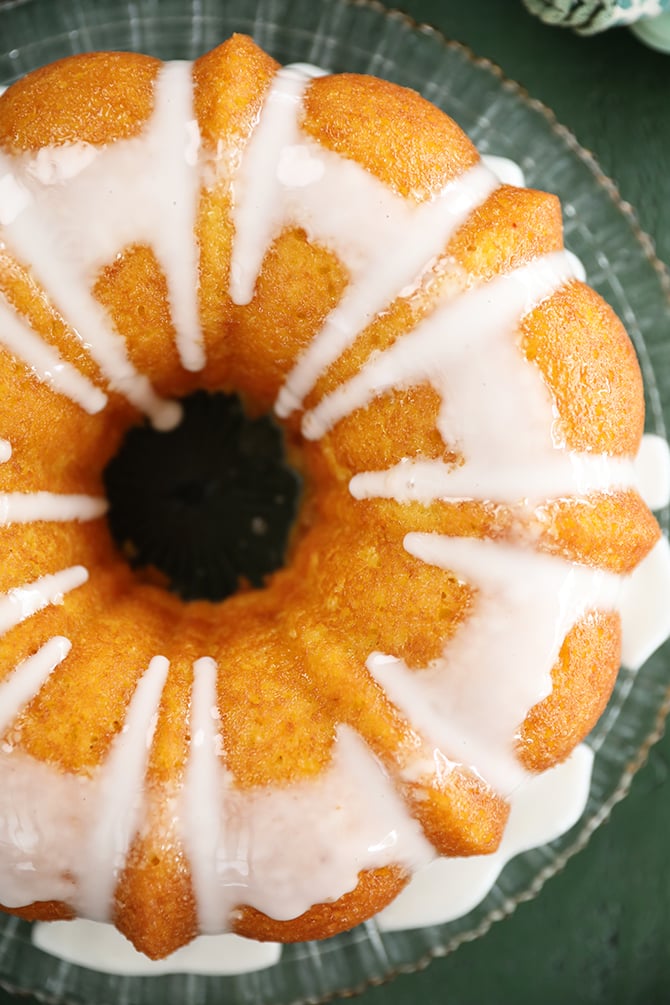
[0,60,668,936]
[31,742,595,975]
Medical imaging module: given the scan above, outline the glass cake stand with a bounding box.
[0,1,669,1003]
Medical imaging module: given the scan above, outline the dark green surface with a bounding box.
[1,2,669,1003]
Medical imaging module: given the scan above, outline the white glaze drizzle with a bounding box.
[350,453,634,507]
[0,492,107,525]
[300,242,635,505]
[0,748,87,909]
[0,654,430,928]
[0,294,107,413]
[185,724,433,926]
[620,534,670,670]
[481,154,525,188]
[274,158,496,419]
[377,742,594,932]
[31,741,594,974]
[0,658,171,914]
[0,56,667,945]
[0,152,180,429]
[32,922,283,976]
[230,65,497,419]
[0,636,71,736]
[0,63,207,425]
[140,62,203,372]
[181,656,226,933]
[302,249,578,442]
[0,439,10,463]
[0,565,88,636]
[634,432,670,511]
[370,536,621,793]
[180,657,432,930]
[229,66,312,306]
[76,655,169,921]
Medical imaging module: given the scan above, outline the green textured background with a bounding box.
[1,1,670,1003]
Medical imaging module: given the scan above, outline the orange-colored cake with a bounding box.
[0,35,660,959]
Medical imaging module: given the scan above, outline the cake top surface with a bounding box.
[0,36,664,957]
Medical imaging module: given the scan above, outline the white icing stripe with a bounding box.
[182,656,226,933]
[0,492,107,525]
[368,535,621,794]
[0,439,11,463]
[0,714,431,932]
[0,152,181,429]
[180,720,431,928]
[230,64,498,419]
[350,454,635,506]
[229,66,311,306]
[32,922,283,976]
[274,161,497,418]
[481,154,525,188]
[0,67,206,430]
[135,62,204,372]
[284,62,328,80]
[0,48,666,946]
[30,743,594,974]
[620,535,670,670]
[76,655,169,921]
[378,743,594,932]
[0,565,88,636]
[0,294,107,414]
[2,64,202,381]
[0,636,71,735]
[302,250,578,442]
[635,433,670,510]
[565,249,587,282]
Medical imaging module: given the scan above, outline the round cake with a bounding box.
[0,34,660,959]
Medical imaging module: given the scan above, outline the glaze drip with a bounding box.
[233,68,499,419]
[0,294,107,414]
[300,250,578,443]
[0,492,107,525]
[0,140,180,429]
[0,565,88,636]
[371,536,621,793]
[77,655,169,921]
[0,652,431,926]
[0,62,203,427]
[182,656,226,933]
[0,636,71,736]
[0,55,667,941]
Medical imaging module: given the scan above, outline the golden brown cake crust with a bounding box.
[0,34,660,959]
[0,51,160,150]
[233,866,409,944]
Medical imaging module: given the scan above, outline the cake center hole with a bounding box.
[103,391,302,602]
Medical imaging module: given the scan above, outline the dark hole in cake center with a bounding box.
[103,391,302,602]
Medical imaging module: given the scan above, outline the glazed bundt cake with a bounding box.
[0,34,660,958]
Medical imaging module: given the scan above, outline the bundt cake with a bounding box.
[0,34,660,959]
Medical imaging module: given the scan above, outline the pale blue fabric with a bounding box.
[523,0,670,33]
